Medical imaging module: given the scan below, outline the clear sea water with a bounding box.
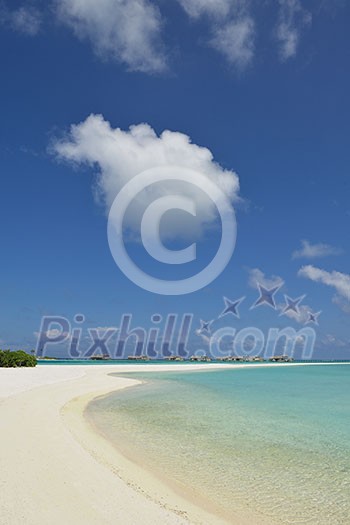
[87,365,350,524]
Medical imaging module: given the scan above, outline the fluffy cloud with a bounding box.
[276,0,312,60]
[52,114,240,241]
[298,265,350,302]
[55,0,166,73]
[177,0,255,69]
[332,295,350,314]
[210,17,255,69]
[247,268,319,324]
[292,240,342,259]
[34,329,70,339]
[0,4,42,36]
[247,268,284,289]
[2,1,316,73]
[281,303,315,325]
[178,0,232,19]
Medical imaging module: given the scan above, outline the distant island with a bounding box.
[87,354,294,363]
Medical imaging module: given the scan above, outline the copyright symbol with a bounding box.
[107,166,237,295]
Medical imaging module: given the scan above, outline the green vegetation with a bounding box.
[0,350,37,368]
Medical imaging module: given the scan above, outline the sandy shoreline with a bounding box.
[0,362,347,525]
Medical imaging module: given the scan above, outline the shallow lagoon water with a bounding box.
[87,365,350,524]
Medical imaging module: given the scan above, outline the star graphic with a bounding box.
[306,311,322,325]
[219,296,245,319]
[199,319,213,334]
[251,282,283,310]
[281,294,306,316]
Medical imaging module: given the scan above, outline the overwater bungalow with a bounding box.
[190,355,212,362]
[268,355,294,363]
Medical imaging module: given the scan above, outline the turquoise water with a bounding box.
[87,365,350,524]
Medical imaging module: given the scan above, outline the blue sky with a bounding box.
[0,0,349,359]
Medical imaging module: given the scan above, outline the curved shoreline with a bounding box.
[0,365,192,524]
[81,376,285,525]
[0,363,250,525]
[64,378,232,525]
[1,362,349,524]
[60,362,347,525]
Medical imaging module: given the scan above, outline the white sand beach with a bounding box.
[0,363,340,525]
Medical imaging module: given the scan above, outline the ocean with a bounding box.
[86,364,350,524]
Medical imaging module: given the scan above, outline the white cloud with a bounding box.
[210,17,255,69]
[177,0,255,69]
[55,0,166,73]
[178,0,232,19]
[248,268,284,289]
[34,329,70,339]
[94,326,119,332]
[276,0,311,60]
[292,240,342,259]
[1,1,315,73]
[332,295,350,314]
[298,265,350,301]
[248,268,314,324]
[246,269,317,324]
[320,333,349,348]
[280,303,314,325]
[0,4,42,36]
[52,113,240,241]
